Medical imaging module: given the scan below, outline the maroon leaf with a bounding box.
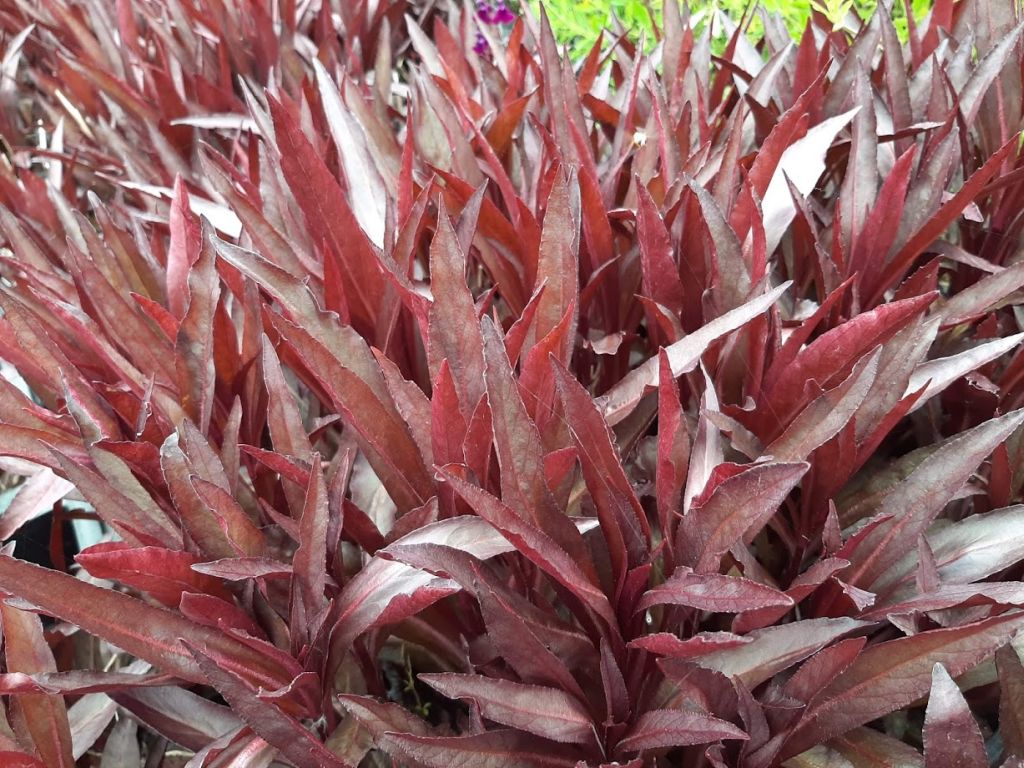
[764,349,880,461]
[848,409,1024,590]
[874,136,1018,303]
[175,220,220,433]
[997,645,1024,758]
[75,543,233,606]
[784,612,1024,757]
[0,555,296,692]
[480,319,594,572]
[552,356,650,576]
[266,94,385,333]
[326,515,583,655]
[614,709,747,755]
[184,643,351,768]
[261,336,313,463]
[639,567,792,613]
[0,469,73,541]
[427,211,486,415]
[0,603,74,768]
[110,687,242,751]
[419,674,596,745]
[167,177,201,319]
[600,283,791,426]
[636,183,684,319]
[341,693,579,767]
[437,467,618,632]
[689,617,870,689]
[265,312,433,513]
[0,668,173,695]
[764,294,935,427]
[628,632,752,660]
[922,664,987,767]
[678,461,808,572]
[290,453,329,649]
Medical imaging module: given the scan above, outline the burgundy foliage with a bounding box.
[0,0,1021,765]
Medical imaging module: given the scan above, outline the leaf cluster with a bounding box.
[0,0,1021,766]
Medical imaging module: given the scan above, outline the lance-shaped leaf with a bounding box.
[110,686,242,752]
[957,19,1024,127]
[629,632,752,660]
[0,669,172,696]
[427,212,485,415]
[46,450,175,545]
[762,109,858,253]
[266,95,385,330]
[937,261,1024,326]
[525,170,580,354]
[0,468,73,541]
[847,409,1024,590]
[161,433,237,560]
[437,467,618,632]
[473,578,591,699]
[313,59,386,248]
[480,319,593,571]
[656,349,689,551]
[783,637,868,707]
[688,177,749,312]
[167,177,201,319]
[765,349,880,461]
[764,294,935,425]
[876,136,1019,301]
[266,312,432,513]
[290,453,328,648]
[184,644,351,768]
[837,69,877,253]
[552,356,649,576]
[880,505,1024,598]
[0,603,74,768]
[0,555,296,692]
[862,582,1024,618]
[922,664,987,767]
[600,282,791,426]
[419,674,596,745]
[639,567,792,614]
[261,336,313,460]
[340,694,579,768]
[678,461,808,572]
[687,617,870,689]
[783,612,1024,757]
[326,514,596,658]
[175,220,220,433]
[997,645,1024,758]
[636,183,684,319]
[903,333,1024,411]
[614,709,748,755]
[75,543,233,606]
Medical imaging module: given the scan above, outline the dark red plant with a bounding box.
[0,0,1022,766]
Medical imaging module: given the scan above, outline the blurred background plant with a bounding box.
[523,0,934,57]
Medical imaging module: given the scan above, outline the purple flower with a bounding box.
[493,3,516,24]
[473,30,490,55]
[473,0,514,57]
[476,0,515,26]
[475,0,495,24]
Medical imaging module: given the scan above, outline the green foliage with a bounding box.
[529,0,933,57]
